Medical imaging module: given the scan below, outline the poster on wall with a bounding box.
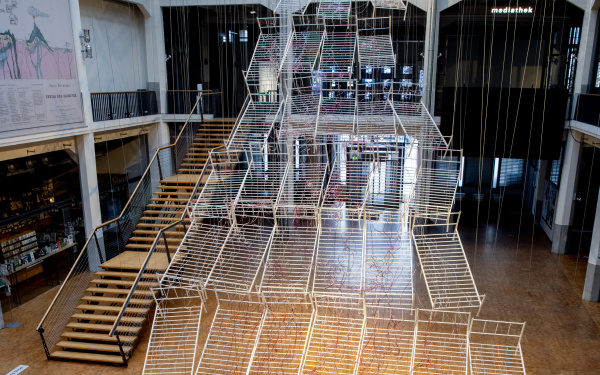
[0,0,84,135]
[541,183,558,229]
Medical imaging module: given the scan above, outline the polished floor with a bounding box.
[1,214,600,374]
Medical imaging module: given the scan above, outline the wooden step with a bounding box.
[159,180,196,186]
[66,322,142,333]
[191,142,223,146]
[179,163,206,167]
[55,340,125,354]
[81,296,152,305]
[132,229,185,236]
[90,279,159,288]
[60,331,136,343]
[146,203,187,209]
[86,287,155,296]
[150,198,190,203]
[95,271,157,279]
[150,196,192,202]
[156,185,195,191]
[139,216,182,222]
[143,210,182,216]
[51,350,125,364]
[201,117,236,122]
[71,313,146,324]
[129,236,182,244]
[136,222,189,228]
[77,304,149,315]
[125,243,170,250]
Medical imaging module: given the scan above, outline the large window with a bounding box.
[464,157,494,187]
[498,159,525,188]
[592,16,600,93]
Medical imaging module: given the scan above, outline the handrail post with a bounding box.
[108,93,113,120]
[117,220,125,253]
[115,334,128,365]
[157,155,164,181]
[125,92,130,117]
[162,232,171,263]
[38,327,50,360]
[200,93,204,122]
[93,231,104,264]
[171,145,177,175]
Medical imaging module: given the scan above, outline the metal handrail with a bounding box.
[167,90,213,93]
[108,144,226,338]
[36,91,219,331]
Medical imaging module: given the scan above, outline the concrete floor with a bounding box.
[1,216,600,374]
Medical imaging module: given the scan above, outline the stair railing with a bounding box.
[107,145,227,354]
[37,92,220,361]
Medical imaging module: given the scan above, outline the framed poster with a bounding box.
[541,182,558,229]
[0,0,84,135]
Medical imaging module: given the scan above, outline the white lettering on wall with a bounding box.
[491,7,534,14]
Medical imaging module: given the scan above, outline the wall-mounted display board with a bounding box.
[0,0,84,136]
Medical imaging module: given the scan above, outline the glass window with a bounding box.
[498,159,525,187]
[240,29,248,42]
[464,157,494,187]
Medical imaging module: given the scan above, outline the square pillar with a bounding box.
[584,188,600,301]
[572,7,598,117]
[533,160,549,225]
[552,130,582,254]
[76,133,104,270]
[144,0,168,113]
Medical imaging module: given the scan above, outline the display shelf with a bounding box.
[11,242,77,274]
[1,230,39,269]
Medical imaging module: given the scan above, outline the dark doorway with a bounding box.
[571,146,600,254]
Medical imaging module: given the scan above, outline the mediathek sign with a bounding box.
[491,7,534,14]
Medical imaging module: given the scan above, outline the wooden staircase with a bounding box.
[50,119,236,364]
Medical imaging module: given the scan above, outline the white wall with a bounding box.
[80,0,148,93]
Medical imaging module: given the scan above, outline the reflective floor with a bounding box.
[1,212,600,374]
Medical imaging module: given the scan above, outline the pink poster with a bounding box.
[0,0,83,134]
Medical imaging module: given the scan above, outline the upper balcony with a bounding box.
[90,90,221,122]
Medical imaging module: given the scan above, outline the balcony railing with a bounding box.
[574,94,600,126]
[90,90,158,122]
[167,90,221,116]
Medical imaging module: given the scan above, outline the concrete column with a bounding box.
[533,160,549,225]
[584,188,600,301]
[148,121,171,154]
[76,133,104,270]
[422,0,440,112]
[571,6,598,118]
[148,121,172,188]
[69,0,93,124]
[552,130,582,254]
[143,0,168,113]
